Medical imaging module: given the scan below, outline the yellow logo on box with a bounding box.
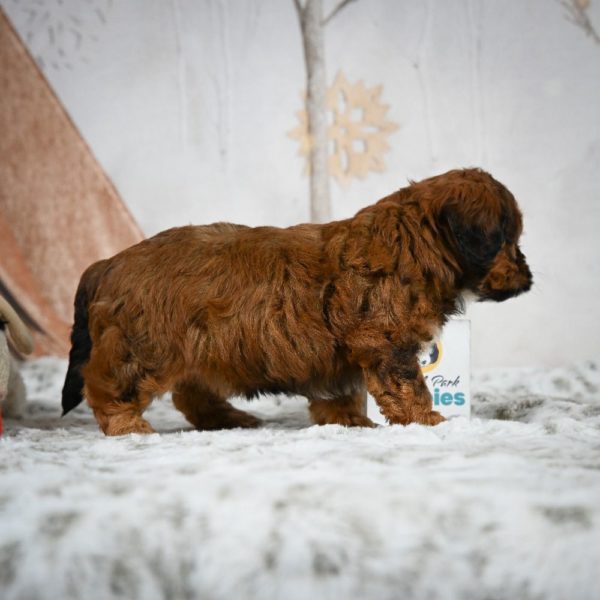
[418,341,443,373]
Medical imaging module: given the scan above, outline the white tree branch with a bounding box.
[560,0,600,44]
[323,0,357,25]
[293,0,332,222]
[293,0,306,20]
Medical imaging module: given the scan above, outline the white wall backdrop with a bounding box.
[3,0,600,368]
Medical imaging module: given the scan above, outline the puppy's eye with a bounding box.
[490,229,504,249]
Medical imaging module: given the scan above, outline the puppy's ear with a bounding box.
[441,206,504,273]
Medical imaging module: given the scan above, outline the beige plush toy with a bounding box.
[0,295,34,420]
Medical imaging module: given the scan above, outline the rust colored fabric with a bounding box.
[0,9,144,356]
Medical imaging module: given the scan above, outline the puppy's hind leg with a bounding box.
[172,377,261,430]
[309,391,375,427]
[84,363,156,436]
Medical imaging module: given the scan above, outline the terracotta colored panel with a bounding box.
[0,8,144,356]
[0,215,70,356]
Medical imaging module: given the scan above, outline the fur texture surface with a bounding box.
[5,358,600,599]
[62,168,532,435]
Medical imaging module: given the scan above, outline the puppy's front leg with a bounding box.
[364,352,445,426]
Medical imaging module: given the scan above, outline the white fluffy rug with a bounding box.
[1,359,600,600]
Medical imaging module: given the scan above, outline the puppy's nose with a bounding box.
[519,264,533,293]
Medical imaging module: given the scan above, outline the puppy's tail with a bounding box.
[61,262,105,416]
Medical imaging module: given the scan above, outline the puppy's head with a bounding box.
[423,168,533,301]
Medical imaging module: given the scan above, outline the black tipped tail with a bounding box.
[61,278,93,416]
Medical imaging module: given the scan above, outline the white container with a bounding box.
[367,319,471,424]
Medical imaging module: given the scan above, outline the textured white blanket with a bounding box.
[1,359,599,600]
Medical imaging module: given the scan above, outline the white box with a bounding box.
[367,319,471,424]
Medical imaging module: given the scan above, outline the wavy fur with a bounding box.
[62,168,532,435]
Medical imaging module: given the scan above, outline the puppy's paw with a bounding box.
[227,411,262,429]
[388,410,446,427]
[344,414,377,428]
[102,416,156,436]
[421,410,445,426]
[201,407,262,430]
[311,411,376,428]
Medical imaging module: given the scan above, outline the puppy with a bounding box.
[62,168,532,435]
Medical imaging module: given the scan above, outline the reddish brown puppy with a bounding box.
[62,168,532,435]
